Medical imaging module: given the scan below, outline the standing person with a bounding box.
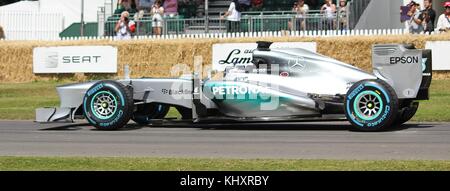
[134,0,151,36]
[294,0,309,31]
[320,0,336,30]
[421,0,437,34]
[436,1,450,32]
[151,0,164,36]
[338,0,348,30]
[407,1,424,34]
[115,11,136,40]
[220,0,242,33]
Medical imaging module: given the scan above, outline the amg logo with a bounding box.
[389,56,419,64]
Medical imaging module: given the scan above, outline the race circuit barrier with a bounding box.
[60,28,413,41]
[64,28,447,41]
[0,33,449,83]
[0,27,446,42]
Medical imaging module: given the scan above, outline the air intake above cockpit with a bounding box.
[256,41,273,51]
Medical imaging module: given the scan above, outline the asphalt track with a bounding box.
[0,121,449,160]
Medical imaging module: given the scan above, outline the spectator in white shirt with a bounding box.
[151,0,164,36]
[115,11,136,40]
[436,1,450,32]
[320,0,336,30]
[220,0,242,33]
[291,0,309,31]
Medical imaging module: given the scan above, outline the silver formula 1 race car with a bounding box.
[36,42,432,132]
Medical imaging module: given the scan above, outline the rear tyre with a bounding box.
[394,101,419,126]
[344,79,399,132]
[83,80,134,130]
[132,103,170,125]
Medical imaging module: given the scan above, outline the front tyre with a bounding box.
[344,79,398,132]
[83,80,134,130]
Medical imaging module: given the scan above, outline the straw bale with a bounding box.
[0,33,449,83]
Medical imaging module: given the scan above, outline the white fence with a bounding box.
[0,11,63,40]
[1,27,444,42]
[57,28,416,41]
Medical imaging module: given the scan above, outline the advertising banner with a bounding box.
[425,41,450,70]
[33,46,117,73]
[212,42,317,71]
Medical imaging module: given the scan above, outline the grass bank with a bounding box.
[0,156,449,171]
[0,81,179,119]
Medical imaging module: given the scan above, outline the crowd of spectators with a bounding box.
[115,0,183,15]
[112,0,450,38]
[221,0,348,33]
[114,0,206,37]
[405,0,450,34]
[436,1,450,32]
[113,0,351,36]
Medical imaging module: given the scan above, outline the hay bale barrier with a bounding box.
[0,33,449,83]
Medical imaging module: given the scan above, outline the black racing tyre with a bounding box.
[83,80,134,130]
[131,103,170,125]
[394,101,419,126]
[344,79,399,132]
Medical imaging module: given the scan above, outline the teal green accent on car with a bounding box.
[90,91,118,120]
[105,84,125,106]
[353,90,384,121]
[205,81,294,102]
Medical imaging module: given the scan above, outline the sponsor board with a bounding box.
[33,46,117,73]
[212,42,317,71]
[425,41,450,70]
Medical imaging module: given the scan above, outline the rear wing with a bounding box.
[372,44,431,100]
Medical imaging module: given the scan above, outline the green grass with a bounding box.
[413,80,450,122]
[0,82,62,120]
[0,81,180,120]
[0,156,449,171]
[0,80,449,121]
